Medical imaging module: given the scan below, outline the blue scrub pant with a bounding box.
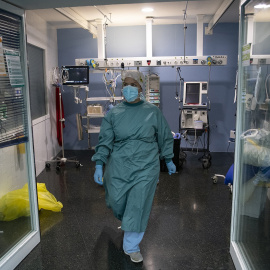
[123,231,145,253]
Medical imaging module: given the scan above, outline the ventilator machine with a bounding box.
[178,78,211,168]
[181,82,208,129]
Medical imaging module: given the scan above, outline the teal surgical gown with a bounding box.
[92,100,174,232]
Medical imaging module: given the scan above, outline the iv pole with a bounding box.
[45,87,81,171]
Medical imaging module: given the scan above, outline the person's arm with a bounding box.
[92,113,115,165]
[156,110,174,162]
[156,110,176,175]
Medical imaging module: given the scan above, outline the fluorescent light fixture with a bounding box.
[254,4,270,8]
[142,7,154,12]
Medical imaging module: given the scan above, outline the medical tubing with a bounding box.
[183,132,198,154]
[103,73,113,97]
[175,68,178,98]
[192,129,199,155]
[179,108,182,132]
[176,67,184,103]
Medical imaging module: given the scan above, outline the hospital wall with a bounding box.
[57,23,238,152]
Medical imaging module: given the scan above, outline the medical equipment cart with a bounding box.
[179,107,211,169]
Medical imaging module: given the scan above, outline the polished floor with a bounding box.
[16,151,235,270]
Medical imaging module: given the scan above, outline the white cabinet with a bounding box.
[84,97,122,148]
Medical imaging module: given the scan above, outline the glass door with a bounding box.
[0,1,40,270]
[231,0,270,269]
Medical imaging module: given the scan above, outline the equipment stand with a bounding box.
[179,108,212,169]
[45,90,81,171]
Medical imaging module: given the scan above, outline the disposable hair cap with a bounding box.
[121,70,144,89]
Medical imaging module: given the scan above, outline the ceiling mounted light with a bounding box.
[142,8,154,13]
[254,4,270,8]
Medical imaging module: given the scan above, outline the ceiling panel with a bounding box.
[2,0,204,10]
[74,1,221,25]
[28,0,240,29]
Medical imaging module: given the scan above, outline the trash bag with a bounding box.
[0,183,63,221]
[0,184,30,221]
[36,183,63,212]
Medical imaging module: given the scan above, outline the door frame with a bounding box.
[0,1,40,269]
[229,0,257,269]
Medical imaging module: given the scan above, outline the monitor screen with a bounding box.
[62,66,89,85]
[185,83,200,104]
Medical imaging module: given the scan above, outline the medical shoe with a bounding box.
[124,251,143,263]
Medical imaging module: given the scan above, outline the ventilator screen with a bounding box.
[185,83,200,104]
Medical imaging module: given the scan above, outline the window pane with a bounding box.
[27,44,46,120]
[0,11,28,148]
[0,7,39,265]
[231,1,270,269]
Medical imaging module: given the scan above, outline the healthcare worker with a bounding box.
[92,70,176,263]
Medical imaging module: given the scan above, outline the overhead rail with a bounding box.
[205,0,235,35]
[55,7,97,37]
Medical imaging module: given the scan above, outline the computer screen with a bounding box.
[62,66,89,85]
[185,83,200,104]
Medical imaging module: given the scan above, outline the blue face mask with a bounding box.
[122,85,139,102]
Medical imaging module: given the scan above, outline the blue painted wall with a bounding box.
[152,24,196,56]
[106,25,146,57]
[57,23,238,151]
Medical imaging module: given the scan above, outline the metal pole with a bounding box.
[59,92,65,158]
[183,0,189,63]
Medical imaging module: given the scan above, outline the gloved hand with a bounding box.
[106,104,114,114]
[166,161,176,175]
[108,104,114,110]
[94,165,103,185]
